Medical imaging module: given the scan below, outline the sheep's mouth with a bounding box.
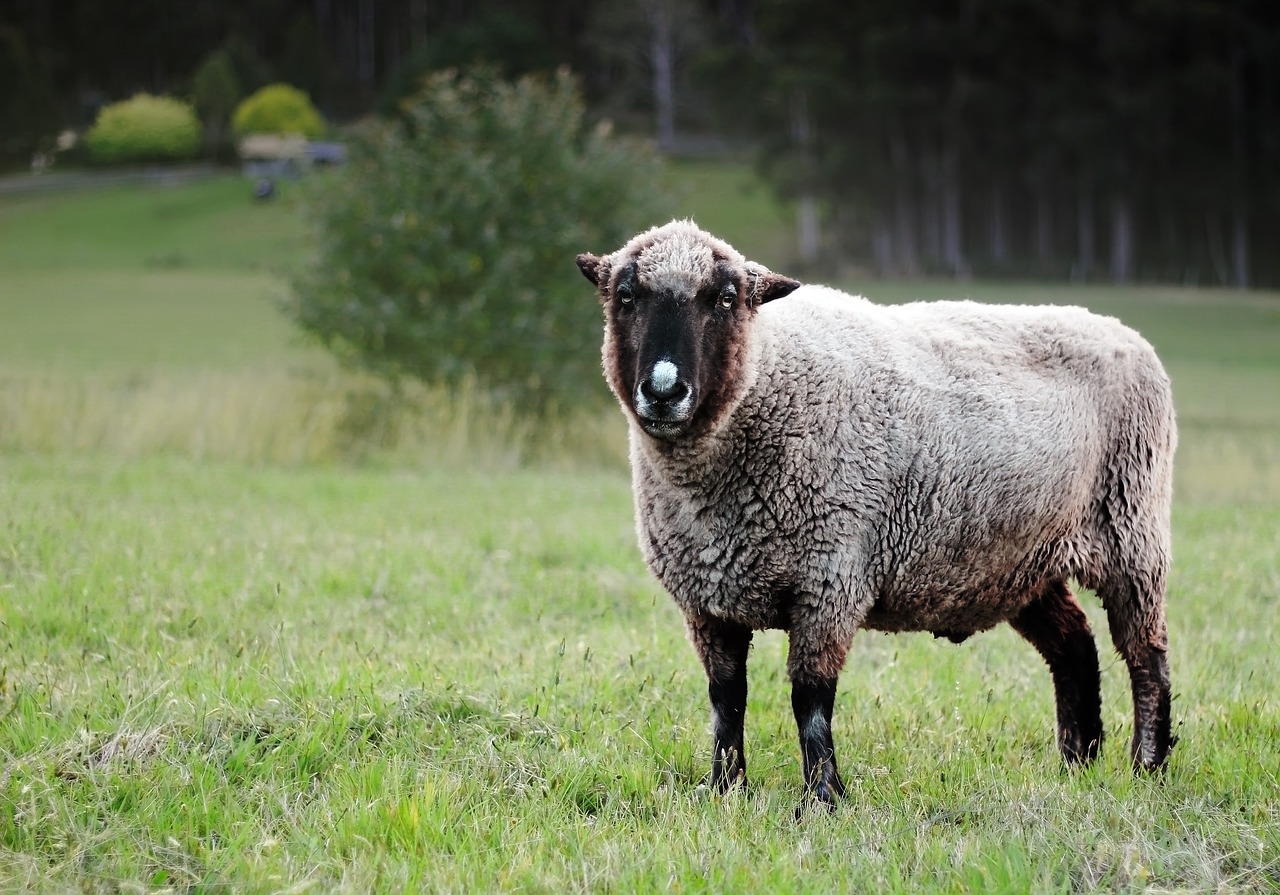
[638,416,690,440]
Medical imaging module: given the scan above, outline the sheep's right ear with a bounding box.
[576,253,606,287]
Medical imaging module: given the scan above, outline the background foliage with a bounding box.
[289,67,670,411]
[83,93,201,165]
[5,0,1280,285]
[231,82,324,137]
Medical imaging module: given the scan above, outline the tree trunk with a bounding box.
[890,132,919,275]
[797,194,821,265]
[1229,37,1250,288]
[315,0,332,39]
[1075,187,1095,282]
[1034,178,1053,268]
[407,0,429,50]
[941,144,967,277]
[920,150,942,269]
[872,223,893,275]
[649,3,676,150]
[790,87,820,264]
[1231,206,1249,290]
[1110,194,1133,282]
[717,0,756,45]
[356,0,376,89]
[1206,212,1229,286]
[988,184,1007,268]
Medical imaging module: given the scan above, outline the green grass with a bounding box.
[0,177,316,374]
[0,177,309,273]
[1,165,1279,891]
[2,457,1277,892]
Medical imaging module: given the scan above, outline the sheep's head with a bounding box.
[577,220,800,441]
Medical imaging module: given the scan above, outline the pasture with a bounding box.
[1,167,1278,892]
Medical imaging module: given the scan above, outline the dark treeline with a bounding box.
[737,0,1280,288]
[3,0,1279,286]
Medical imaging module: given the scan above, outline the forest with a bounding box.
[4,0,1279,286]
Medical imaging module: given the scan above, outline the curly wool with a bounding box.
[629,285,1176,678]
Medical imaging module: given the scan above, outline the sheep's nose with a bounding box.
[642,377,689,404]
[641,361,688,403]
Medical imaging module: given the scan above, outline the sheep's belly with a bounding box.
[862,554,1061,638]
[862,585,1033,639]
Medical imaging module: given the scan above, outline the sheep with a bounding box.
[576,220,1176,810]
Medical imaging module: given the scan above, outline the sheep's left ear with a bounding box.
[576,253,606,287]
[746,263,801,305]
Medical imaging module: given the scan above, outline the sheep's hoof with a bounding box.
[1059,730,1102,767]
[1131,742,1175,777]
[794,777,844,820]
[1131,729,1176,776]
[794,789,840,821]
[705,767,748,795]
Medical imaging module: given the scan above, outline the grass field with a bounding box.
[2,164,1279,892]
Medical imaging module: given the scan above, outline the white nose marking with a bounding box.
[651,360,678,393]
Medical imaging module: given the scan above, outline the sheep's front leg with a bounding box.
[788,627,850,812]
[686,616,752,792]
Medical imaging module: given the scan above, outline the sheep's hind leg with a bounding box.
[1096,572,1174,772]
[1009,580,1103,766]
[686,616,753,791]
[1120,635,1173,772]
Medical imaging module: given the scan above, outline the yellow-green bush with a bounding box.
[85,94,201,164]
[232,83,324,137]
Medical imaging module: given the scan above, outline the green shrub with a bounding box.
[85,94,201,164]
[290,67,671,413]
[232,83,324,137]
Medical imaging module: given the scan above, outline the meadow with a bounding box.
[1,165,1278,893]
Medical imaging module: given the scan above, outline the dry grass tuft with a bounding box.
[0,368,628,471]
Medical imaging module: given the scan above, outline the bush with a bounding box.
[85,94,201,164]
[232,83,324,138]
[290,68,671,413]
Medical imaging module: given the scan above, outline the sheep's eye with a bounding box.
[616,283,634,305]
[719,284,737,309]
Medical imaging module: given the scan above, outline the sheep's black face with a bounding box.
[605,258,732,440]
[577,224,799,441]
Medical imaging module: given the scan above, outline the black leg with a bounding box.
[791,675,846,812]
[1121,638,1173,772]
[1096,574,1174,773]
[786,616,852,815]
[686,616,753,791]
[1009,580,1104,765]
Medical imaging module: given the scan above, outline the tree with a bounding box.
[290,68,672,412]
[586,0,711,149]
[0,22,60,167]
[376,9,555,115]
[706,0,1280,286]
[191,48,243,158]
